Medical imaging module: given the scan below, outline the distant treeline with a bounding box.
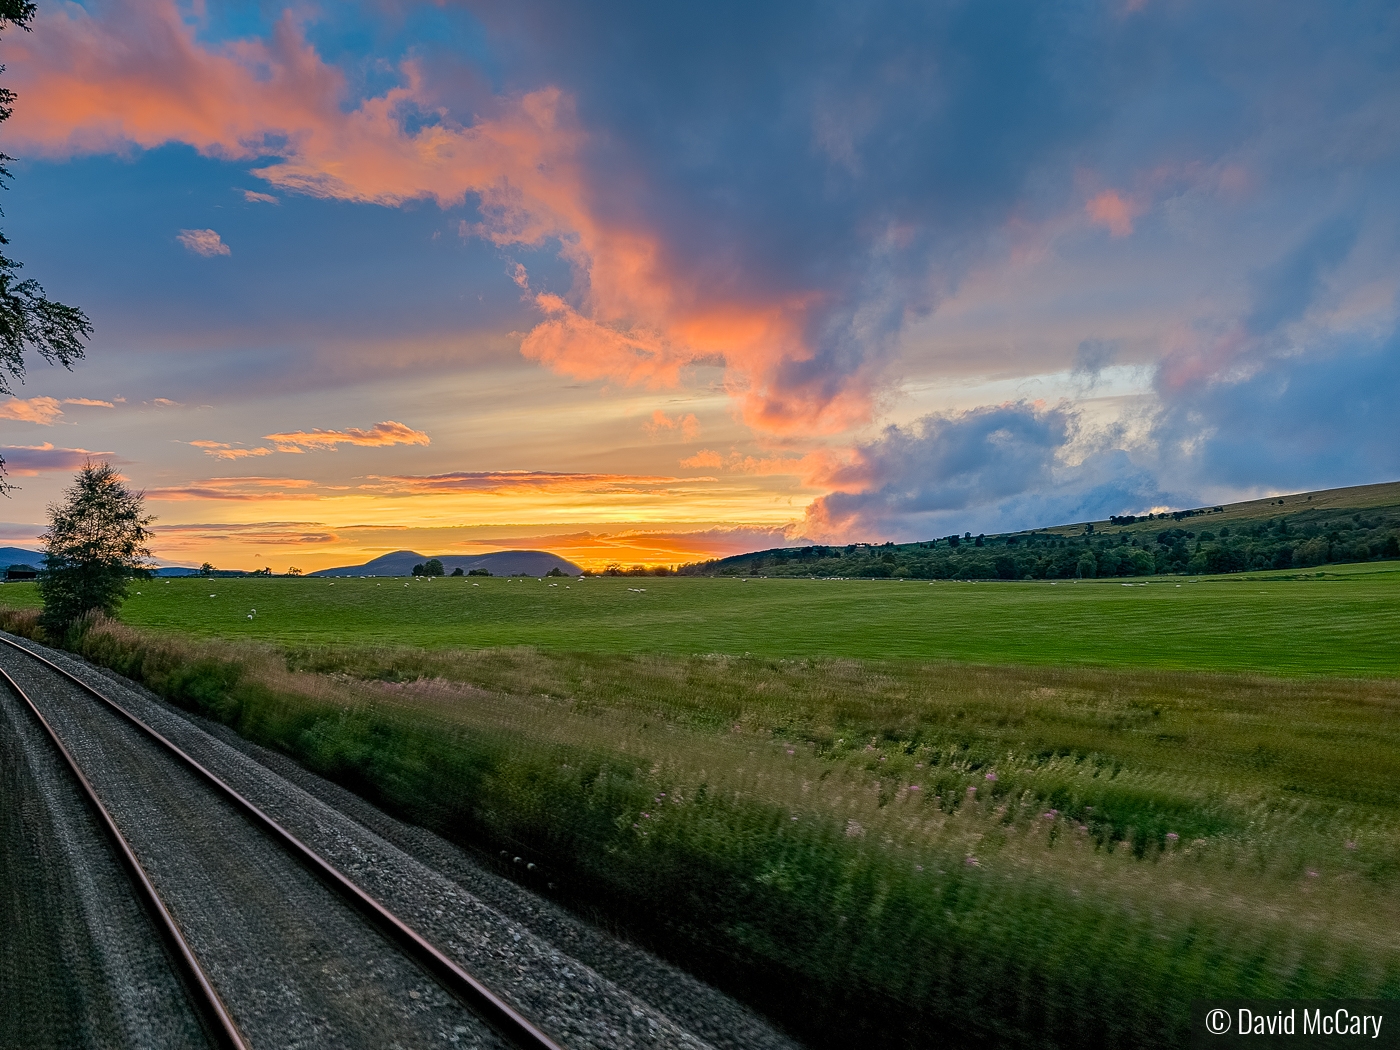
[678,513,1400,580]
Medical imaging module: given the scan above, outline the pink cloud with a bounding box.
[1085,189,1142,237]
[8,1,871,436]
[0,443,112,475]
[176,228,231,256]
[146,476,324,501]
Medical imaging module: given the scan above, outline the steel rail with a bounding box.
[0,662,250,1050]
[0,634,567,1050]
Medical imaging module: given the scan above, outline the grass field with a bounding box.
[4,561,1398,1047]
[2,561,1396,675]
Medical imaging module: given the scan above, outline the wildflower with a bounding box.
[985,771,997,781]
[1346,841,1357,850]
[1166,832,1179,842]
[908,784,921,791]
[1043,810,1058,820]
[967,786,978,796]
[1306,870,1319,878]
[964,856,979,867]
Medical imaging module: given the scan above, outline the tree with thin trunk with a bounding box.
[39,462,153,634]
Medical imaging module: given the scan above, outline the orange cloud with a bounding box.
[474,525,809,570]
[1085,189,1142,237]
[151,522,341,548]
[0,396,115,425]
[672,447,853,488]
[188,440,274,460]
[9,1,871,437]
[361,470,716,496]
[679,449,723,468]
[139,520,808,572]
[263,420,430,452]
[0,397,66,424]
[146,476,325,501]
[643,409,700,440]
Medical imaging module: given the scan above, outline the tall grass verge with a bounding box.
[6,610,1398,1048]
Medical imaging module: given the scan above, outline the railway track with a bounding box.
[0,634,566,1050]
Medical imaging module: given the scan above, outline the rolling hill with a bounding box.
[681,479,1400,580]
[312,549,583,577]
[0,546,43,569]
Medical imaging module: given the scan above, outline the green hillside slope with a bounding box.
[683,480,1400,580]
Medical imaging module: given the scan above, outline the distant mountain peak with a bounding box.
[313,549,583,577]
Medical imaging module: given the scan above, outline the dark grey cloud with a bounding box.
[457,0,1400,431]
[806,402,1170,540]
[1155,327,1400,495]
[1244,218,1360,338]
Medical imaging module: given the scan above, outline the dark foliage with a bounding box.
[681,508,1400,580]
[38,462,153,632]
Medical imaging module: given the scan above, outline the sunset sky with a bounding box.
[1,0,1396,570]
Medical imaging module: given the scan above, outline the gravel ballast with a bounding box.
[0,668,211,1049]
[0,633,804,1050]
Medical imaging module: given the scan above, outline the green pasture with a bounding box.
[3,562,1397,675]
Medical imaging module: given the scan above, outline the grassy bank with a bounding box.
[2,562,1397,675]
[5,608,1397,1049]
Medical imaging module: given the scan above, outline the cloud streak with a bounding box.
[362,470,716,496]
[146,477,325,501]
[263,421,430,452]
[0,443,114,476]
[188,440,273,460]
